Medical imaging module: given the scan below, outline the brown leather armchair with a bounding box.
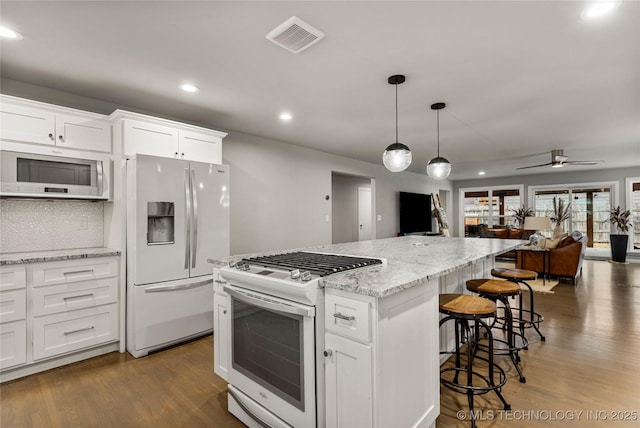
[516,235,587,284]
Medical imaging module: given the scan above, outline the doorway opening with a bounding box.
[331,172,375,244]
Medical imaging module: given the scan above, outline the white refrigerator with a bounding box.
[126,154,229,357]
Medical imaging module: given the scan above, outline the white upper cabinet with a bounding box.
[111,110,226,164]
[0,95,111,153]
[122,119,179,159]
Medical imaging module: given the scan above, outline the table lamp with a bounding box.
[523,216,552,248]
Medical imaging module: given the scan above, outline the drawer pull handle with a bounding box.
[64,326,95,335]
[63,293,94,301]
[333,312,356,321]
[63,269,94,276]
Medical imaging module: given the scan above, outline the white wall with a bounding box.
[223,131,452,255]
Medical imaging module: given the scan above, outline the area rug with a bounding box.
[519,279,558,294]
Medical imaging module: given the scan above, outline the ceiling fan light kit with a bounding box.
[383,74,412,172]
[426,102,451,180]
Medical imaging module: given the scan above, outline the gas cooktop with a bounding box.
[234,251,383,277]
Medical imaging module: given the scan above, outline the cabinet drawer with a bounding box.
[32,277,117,317]
[0,289,26,323]
[32,258,118,287]
[325,294,371,343]
[33,304,118,360]
[0,265,27,291]
[0,320,27,370]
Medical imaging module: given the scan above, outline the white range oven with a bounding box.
[217,252,383,428]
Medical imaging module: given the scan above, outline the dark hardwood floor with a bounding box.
[1,259,639,427]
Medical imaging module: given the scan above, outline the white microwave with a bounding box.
[0,150,110,200]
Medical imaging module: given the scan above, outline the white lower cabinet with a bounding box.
[324,283,439,427]
[324,332,372,428]
[213,270,230,381]
[0,320,27,369]
[32,304,118,360]
[0,265,27,371]
[0,256,120,381]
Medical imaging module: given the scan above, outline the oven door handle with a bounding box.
[224,285,315,317]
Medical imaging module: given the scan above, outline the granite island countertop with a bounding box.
[0,247,122,266]
[208,236,523,298]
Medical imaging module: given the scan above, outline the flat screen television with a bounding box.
[399,192,433,234]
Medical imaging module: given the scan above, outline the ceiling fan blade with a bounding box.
[564,160,604,165]
[516,162,552,170]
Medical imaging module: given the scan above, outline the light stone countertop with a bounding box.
[208,236,523,298]
[0,247,122,266]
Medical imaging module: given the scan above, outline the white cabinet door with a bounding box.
[213,290,229,381]
[178,130,222,163]
[0,102,56,145]
[325,332,372,428]
[123,119,179,158]
[0,320,27,370]
[55,113,111,152]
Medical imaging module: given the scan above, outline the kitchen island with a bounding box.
[209,236,522,428]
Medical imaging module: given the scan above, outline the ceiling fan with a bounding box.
[516,149,604,170]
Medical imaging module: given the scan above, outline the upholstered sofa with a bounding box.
[516,234,588,284]
[477,227,535,260]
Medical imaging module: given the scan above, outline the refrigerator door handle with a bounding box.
[184,168,191,270]
[191,169,198,269]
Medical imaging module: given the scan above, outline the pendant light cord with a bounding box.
[436,109,440,157]
[395,83,399,143]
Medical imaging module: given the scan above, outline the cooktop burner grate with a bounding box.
[238,251,382,277]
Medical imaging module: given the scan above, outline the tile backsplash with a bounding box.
[0,200,104,253]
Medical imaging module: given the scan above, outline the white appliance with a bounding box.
[0,149,109,200]
[127,154,229,357]
[218,252,383,428]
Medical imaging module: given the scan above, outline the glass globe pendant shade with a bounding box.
[426,156,451,180]
[383,142,412,172]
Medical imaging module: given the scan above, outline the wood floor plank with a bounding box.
[1,259,638,427]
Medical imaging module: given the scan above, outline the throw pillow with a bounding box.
[541,236,562,249]
[557,235,577,248]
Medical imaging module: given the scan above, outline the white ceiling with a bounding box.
[1,1,638,180]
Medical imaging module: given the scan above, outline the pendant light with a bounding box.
[382,75,412,172]
[426,102,451,180]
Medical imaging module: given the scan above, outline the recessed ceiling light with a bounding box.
[279,112,292,121]
[179,83,199,93]
[478,171,486,176]
[581,1,621,19]
[0,26,23,40]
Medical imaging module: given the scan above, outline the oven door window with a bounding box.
[231,298,305,411]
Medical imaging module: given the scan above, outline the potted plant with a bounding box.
[513,205,534,228]
[550,197,571,239]
[608,206,633,263]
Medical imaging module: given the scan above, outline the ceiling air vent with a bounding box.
[266,16,325,54]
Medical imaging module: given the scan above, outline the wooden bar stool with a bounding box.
[465,279,528,383]
[439,294,510,428]
[491,267,545,342]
